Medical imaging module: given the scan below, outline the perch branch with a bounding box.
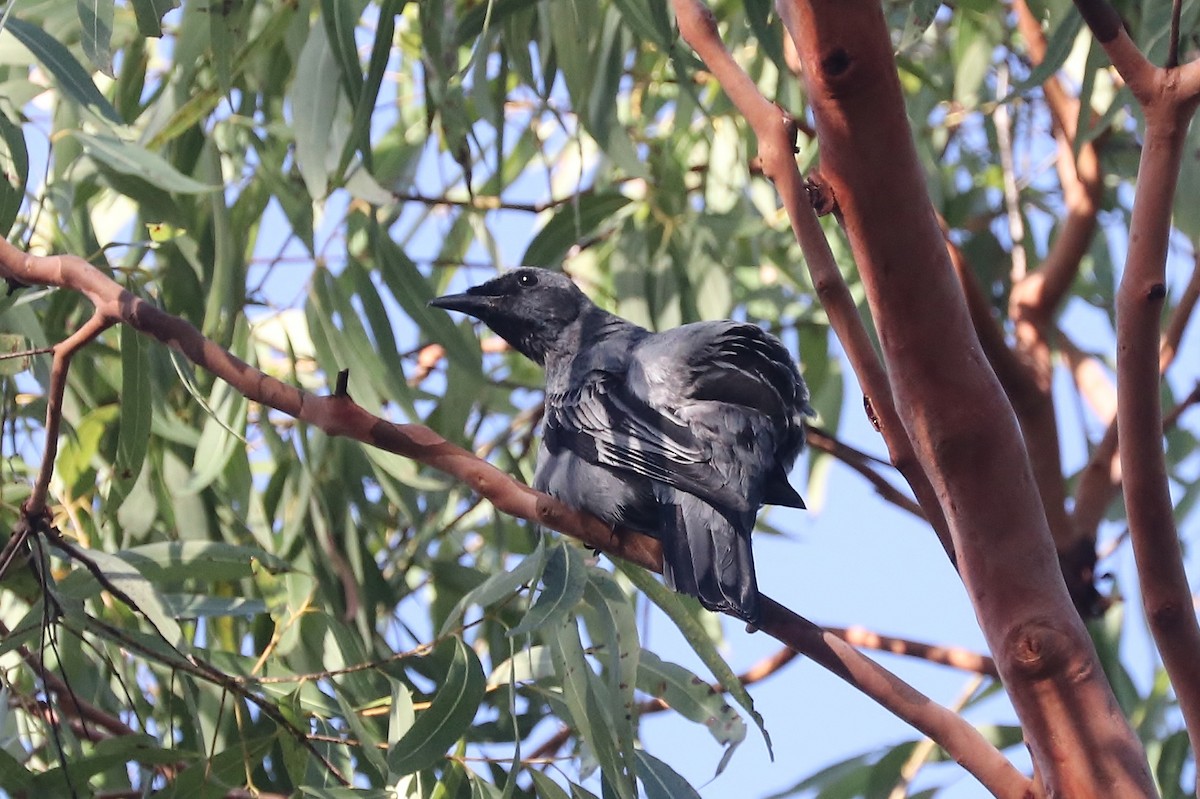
[0,235,1023,798]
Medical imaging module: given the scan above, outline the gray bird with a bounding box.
[430,268,811,623]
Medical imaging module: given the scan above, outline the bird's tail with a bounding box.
[658,494,760,624]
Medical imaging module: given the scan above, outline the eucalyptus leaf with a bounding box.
[387,637,486,776]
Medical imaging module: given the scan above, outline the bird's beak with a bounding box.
[428,292,493,319]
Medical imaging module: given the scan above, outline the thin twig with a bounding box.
[805,427,924,519]
[27,312,114,517]
[825,625,998,677]
[994,63,1027,282]
[44,530,352,786]
[1167,0,1184,69]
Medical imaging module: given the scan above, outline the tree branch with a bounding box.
[805,427,924,519]
[26,311,114,517]
[1007,0,1106,571]
[1074,0,1200,784]
[775,1,1154,794]
[824,625,998,677]
[1160,245,1200,369]
[0,234,1024,797]
[1072,246,1199,544]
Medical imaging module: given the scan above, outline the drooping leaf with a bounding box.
[523,192,632,266]
[72,132,217,193]
[634,750,702,799]
[635,650,746,772]
[77,0,115,75]
[386,637,486,775]
[619,563,773,758]
[292,20,345,199]
[115,541,291,584]
[0,111,29,236]
[115,325,152,492]
[131,0,179,37]
[509,539,587,636]
[439,537,547,635]
[6,18,122,122]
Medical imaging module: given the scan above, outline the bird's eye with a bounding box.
[518,272,539,287]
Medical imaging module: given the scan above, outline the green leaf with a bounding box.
[373,225,481,369]
[547,615,635,799]
[0,110,29,236]
[523,192,632,267]
[321,0,367,104]
[1174,110,1200,240]
[0,747,32,792]
[115,541,291,584]
[0,334,30,377]
[157,593,267,618]
[764,747,883,799]
[115,324,152,490]
[487,644,556,689]
[57,405,117,497]
[529,772,572,799]
[469,772,507,799]
[158,735,277,799]
[184,368,249,493]
[635,750,702,799]
[386,637,486,776]
[610,0,674,49]
[897,0,941,52]
[5,19,122,123]
[1005,8,1084,101]
[77,0,115,75]
[580,569,640,785]
[1155,730,1191,799]
[509,540,587,636]
[951,12,991,108]
[636,650,745,772]
[619,563,773,758]
[292,20,345,199]
[439,537,547,635]
[72,132,217,193]
[252,559,315,658]
[80,548,186,646]
[29,735,184,793]
[341,0,404,177]
[388,679,416,746]
[131,0,179,37]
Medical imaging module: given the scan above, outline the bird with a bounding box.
[430,267,811,624]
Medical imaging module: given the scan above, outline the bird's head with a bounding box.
[429,268,590,365]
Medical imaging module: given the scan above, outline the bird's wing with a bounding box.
[545,374,754,515]
[631,322,811,508]
[683,323,810,424]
